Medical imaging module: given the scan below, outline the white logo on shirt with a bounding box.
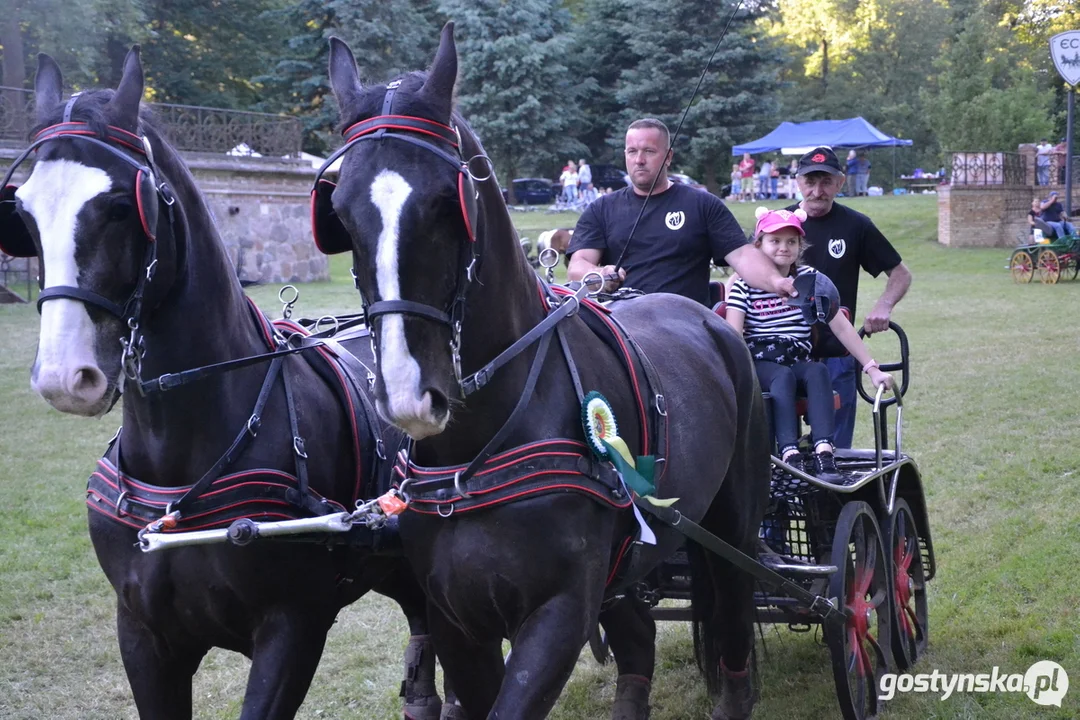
[665,211,685,230]
[829,238,846,259]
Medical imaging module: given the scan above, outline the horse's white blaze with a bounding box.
[19,160,113,414]
[369,170,443,436]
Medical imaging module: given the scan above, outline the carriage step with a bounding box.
[760,554,837,576]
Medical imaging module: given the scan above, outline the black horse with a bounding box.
[1,48,448,720]
[320,25,772,720]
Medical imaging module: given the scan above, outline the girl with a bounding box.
[726,207,893,479]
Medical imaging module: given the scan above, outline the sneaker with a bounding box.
[813,451,844,482]
[781,452,803,475]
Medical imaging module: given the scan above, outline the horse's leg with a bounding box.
[699,392,771,720]
[599,596,656,720]
[116,603,204,720]
[427,606,504,718]
[237,610,335,720]
[375,566,444,719]
[489,592,601,719]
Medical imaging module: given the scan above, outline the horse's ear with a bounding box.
[328,37,363,113]
[108,45,145,132]
[34,54,63,122]
[420,22,457,113]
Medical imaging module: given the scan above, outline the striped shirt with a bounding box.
[727,265,816,355]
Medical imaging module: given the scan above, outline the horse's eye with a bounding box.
[108,201,133,223]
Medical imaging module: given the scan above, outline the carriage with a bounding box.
[584,320,934,720]
[1009,231,1080,284]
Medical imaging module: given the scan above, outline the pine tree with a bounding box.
[437,0,583,190]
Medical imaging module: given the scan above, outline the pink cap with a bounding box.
[754,207,807,238]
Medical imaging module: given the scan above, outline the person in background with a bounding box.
[730,163,741,201]
[1038,191,1075,238]
[1027,197,1045,241]
[770,162,780,200]
[855,153,872,196]
[758,157,773,201]
[578,158,595,202]
[846,150,858,181]
[788,146,912,448]
[1035,140,1053,186]
[559,161,578,204]
[788,158,800,199]
[739,152,755,202]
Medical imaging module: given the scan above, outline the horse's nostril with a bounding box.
[424,388,450,420]
[70,366,107,401]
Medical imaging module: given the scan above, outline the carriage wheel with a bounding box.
[1066,256,1079,281]
[825,501,892,720]
[884,500,928,671]
[1037,249,1060,284]
[1009,250,1034,284]
[588,626,611,664]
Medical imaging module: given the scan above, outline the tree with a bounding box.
[923,4,1054,152]
[566,0,641,164]
[139,0,291,108]
[617,0,784,191]
[257,0,443,155]
[437,0,582,191]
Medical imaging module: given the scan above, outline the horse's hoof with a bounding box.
[710,664,756,720]
[612,674,651,720]
[439,703,469,720]
[403,698,443,720]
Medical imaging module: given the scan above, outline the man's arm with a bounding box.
[567,249,626,292]
[863,261,912,334]
[724,244,797,298]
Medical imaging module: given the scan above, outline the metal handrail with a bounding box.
[0,86,302,156]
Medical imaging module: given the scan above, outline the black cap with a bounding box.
[797,146,844,176]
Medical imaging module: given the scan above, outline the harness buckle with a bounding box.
[453,470,472,499]
[466,256,478,283]
[437,503,455,518]
[376,439,387,461]
[246,414,261,436]
[293,436,308,459]
[115,491,129,518]
[655,394,668,417]
[145,258,158,281]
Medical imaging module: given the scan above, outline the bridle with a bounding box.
[311,81,492,387]
[0,95,177,391]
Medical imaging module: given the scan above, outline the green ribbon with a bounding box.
[601,439,656,497]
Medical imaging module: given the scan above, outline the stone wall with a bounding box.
[0,149,326,284]
[937,184,1033,248]
[184,154,326,283]
[939,161,1079,248]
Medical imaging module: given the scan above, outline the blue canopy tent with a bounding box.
[733,117,912,156]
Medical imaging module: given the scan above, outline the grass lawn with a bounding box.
[2,194,1079,719]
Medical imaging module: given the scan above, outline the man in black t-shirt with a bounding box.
[1038,191,1076,239]
[788,146,912,448]
[567,118,795,306]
